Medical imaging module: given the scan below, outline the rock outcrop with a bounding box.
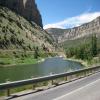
[46,16,100,43]
[0,0,43,28]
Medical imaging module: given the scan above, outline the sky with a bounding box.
[36,0,100,29]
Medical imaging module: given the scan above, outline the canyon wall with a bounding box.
[0,0,43,27]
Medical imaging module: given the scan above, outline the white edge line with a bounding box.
[53,78,100,100]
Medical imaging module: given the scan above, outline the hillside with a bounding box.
[46,16,100,43]
[0,6,55,50]
[0,6,55,65]
[46,17,100,65]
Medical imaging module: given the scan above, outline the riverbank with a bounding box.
[0,55,99,68]
[65,58,88,67]
[0,50,57,67]
[0,57,45,67]
[66,56,100,68]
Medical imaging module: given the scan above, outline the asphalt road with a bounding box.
[13,72,100,100]
[54,78,100,100]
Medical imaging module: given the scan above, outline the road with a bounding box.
[54,78,100,100]
[13,72,100,100]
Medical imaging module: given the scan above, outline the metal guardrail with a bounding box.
[0,65,100,96]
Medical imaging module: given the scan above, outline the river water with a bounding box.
[0,57,84,83]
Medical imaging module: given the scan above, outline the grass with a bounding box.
[0,57,40,67]
[0,50,57,67]
[66,55,100,68]
[66,57,88,67]
[0,50,43,67]
[87,56,100,67]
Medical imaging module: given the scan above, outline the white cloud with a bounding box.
[43,12,100,29]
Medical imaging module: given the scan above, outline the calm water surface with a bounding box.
[0,57,84,83]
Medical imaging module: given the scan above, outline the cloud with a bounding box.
[43,12,100,29]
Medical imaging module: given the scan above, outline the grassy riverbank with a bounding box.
[66,56,100,68]
[66,58,88,67]
[0,50,45,67]
[0,57,43,67]
[0,50,57,67]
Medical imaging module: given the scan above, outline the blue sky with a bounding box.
[36,0,100,29]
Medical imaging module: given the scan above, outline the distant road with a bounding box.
[13,72,100,100]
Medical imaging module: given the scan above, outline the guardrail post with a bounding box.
[88,70,90,75]
[87,70,89,76]
[7,88,10,97]
[31,76,36,90]
[6,79,10,96]
[89,70,91,74]
[92,69,95,74]
[84,71,87,77]
[32,84,36,90]
[50,73,54,85]
[51,80,54,85]
[65,76,67,81]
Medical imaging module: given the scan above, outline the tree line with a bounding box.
[66,34,98,61]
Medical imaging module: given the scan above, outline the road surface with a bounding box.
[12,72,100,100]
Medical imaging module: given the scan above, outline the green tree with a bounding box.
[91,34,97,57]
[34,47,39,59]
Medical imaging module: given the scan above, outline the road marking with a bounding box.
[53,78,100,100]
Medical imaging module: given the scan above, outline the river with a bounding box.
[0,57,84,83]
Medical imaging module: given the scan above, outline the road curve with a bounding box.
[12,72,100,100]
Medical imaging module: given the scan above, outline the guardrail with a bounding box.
[0,65,100,97]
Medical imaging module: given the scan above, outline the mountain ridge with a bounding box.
[46,16,100,43]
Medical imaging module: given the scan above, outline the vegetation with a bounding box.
[91,34,97,56]
[62,34,100,65]
[34,47,40,59]
[0,50,57,66]
[0,51,37,66]
[0,6,56,66]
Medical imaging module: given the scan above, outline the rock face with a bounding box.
[46,16,100,43]
[0,0,43,28]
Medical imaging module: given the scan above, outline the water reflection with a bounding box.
[0,57,84,83]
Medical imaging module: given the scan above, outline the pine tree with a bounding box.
[34,47,39,59]
[91,33,97,57]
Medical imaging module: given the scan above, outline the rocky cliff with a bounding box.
[0,0,43,28]
[46,16,100,43]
